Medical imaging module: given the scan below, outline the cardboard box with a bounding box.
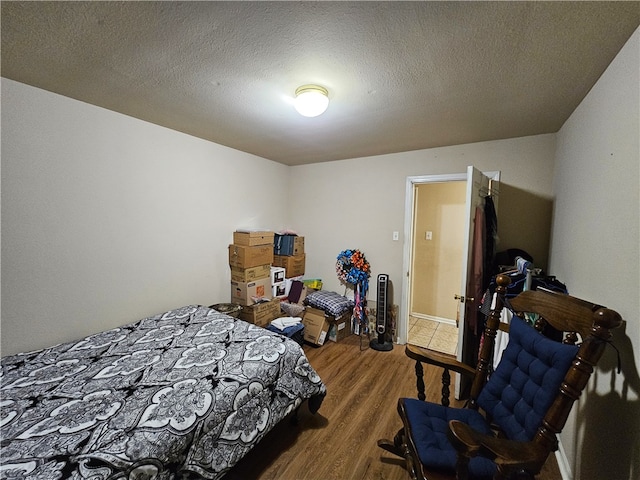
[303,307,330,346]
[239,298,281,327]
[233,230,275,246]
[292,236,305,255]
[328,310,353,342]
[273,254,305,277]
[229,244,274,269]
[270,266,286,284]
[231,277,272,306]
[231,264,271,283]
[274,235,305,256]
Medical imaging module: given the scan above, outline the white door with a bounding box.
[455,166,500,396]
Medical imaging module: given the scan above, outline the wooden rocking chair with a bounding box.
[378,274,622,480]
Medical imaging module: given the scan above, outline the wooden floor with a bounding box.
[224,334,562,480]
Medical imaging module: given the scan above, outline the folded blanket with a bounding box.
[270,316,302,330]
[305,290,354,316]
[266,322,305,339]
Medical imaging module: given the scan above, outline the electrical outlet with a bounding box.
[426,231,433,240]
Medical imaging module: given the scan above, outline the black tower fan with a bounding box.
[370,274,393,351]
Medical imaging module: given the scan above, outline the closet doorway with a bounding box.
[400,167,500,395]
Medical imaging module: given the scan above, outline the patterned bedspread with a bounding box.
[0,305,326,479]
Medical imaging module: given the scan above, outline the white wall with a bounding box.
[1,79,290,356]
[1,79,557,357]
[289,134,556,305]
[551,28,639,480]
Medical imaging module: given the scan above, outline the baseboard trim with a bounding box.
[555,437,572,480]
[410,312,457,327]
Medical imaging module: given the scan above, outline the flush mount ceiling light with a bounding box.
[294,85,329,117]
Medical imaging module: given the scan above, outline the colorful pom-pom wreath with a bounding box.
[336,249,370,290]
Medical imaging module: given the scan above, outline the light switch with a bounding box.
[426,231,433,240]
[392,231,399,241]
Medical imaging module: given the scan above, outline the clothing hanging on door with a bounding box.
[466,195,499,336]
[466,203,485,335]
[482,195,498,291]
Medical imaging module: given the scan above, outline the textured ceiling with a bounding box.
[2,1,639,166]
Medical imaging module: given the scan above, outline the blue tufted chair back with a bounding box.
[476,315,578,441]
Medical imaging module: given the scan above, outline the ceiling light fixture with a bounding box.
[294,85,329,117]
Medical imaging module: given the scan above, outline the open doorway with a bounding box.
[408,181,466,356]
[399,167,500,383]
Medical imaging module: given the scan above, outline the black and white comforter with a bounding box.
[0,305,326,479]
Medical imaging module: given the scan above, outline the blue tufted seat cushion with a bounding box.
[403,399,497,479]
[477,315,578,441]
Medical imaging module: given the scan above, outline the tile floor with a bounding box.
[408,316,459,356]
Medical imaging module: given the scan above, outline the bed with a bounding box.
[0,305,326,479]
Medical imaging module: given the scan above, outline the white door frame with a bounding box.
[398,170,499,346]
[398,173,467,345]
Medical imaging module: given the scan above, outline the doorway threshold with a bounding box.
[408,316,458,356]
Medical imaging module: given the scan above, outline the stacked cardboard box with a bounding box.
[274,234,305,256]
[328,313,352,343]
[302,307,353,346]
[229,243,273,270]
[230,276,271,305]
[233,230,274,247]
[301,307,330,346]
[229,231,275,312]
[228,230,313,328]
[238,298,281,327]
[273,234,306,278]
[231,264,271,283]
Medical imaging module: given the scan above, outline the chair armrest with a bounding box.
[405,344,477,379]
[448,420,548,473]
